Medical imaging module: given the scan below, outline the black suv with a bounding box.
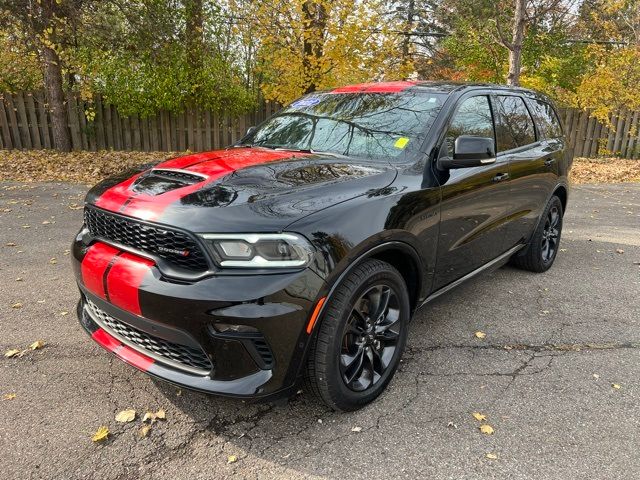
[73,81,571,411]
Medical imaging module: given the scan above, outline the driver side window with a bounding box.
[443,96,495,157]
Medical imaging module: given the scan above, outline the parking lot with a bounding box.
[1,182,639,480]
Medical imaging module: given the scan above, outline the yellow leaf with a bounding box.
[472,412,487,422]
[2,393,16,401]
[474,331,486,339]
[612,383,621,389]
[479,424,494,435]
[142,409,166,423]
[115,409,136,423]
[91,426,109,442]
[139,425,152,438]
[11,303,23,309]
[29,340,45,350]
[227,455,238,464]
[4,349,20,358]
[486,453,498,459]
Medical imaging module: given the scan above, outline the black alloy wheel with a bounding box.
[340,285,401,392]
[541,204,561,263]
[305,259,410,411]
[511,195,563,273]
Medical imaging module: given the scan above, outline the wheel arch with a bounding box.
[553,184,568,214]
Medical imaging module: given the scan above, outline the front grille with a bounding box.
[86,300,212,375]
[84,207,209,272]
[251,338,274,368]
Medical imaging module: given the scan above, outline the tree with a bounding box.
[240,0,413,104]
[0,0,85,151]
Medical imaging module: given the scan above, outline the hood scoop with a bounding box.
[131,169,206,196]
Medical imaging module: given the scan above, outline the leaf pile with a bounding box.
[570,157,640,184]
[0,150,184,184]
[1,151,638,186]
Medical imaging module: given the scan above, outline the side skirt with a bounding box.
[419,244,525,308]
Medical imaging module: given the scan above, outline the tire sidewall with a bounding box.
[322,264,410,409]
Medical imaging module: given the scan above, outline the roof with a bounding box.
[328,80,543,98]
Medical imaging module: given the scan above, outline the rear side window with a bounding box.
[528,99,563,139]
[443,95,494,156]
[495,95,536,151]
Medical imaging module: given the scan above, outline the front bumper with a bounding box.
[73,237,326,400]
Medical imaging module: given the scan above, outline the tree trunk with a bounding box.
[185,0,204,101]
[301,1,328,94]
[401,0,415,62]
[41,44,71,152]
[506,0,526,86]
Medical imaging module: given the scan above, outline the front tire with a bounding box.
[512,195,563,273]
[305,259,410,411]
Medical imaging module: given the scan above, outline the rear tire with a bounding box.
[304,259,410,411]
[511,195,563,273]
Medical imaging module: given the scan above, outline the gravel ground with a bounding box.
[0,182,638,480]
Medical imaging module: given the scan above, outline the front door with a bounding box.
[433,95,512,290]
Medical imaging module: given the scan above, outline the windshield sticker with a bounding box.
[290,96,322,109]
[394,137,410,149]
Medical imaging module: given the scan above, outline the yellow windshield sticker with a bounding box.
[394,137,410,149]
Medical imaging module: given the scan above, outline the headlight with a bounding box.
[200,233,314,268]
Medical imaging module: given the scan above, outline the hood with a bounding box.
[85,147,397,232]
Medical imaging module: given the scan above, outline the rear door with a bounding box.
[493,94,555,250]
[433,94,511,290]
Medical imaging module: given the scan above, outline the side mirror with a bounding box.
[246,126,256,136]
[438,136,496,169]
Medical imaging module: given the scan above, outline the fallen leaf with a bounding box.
[2,393,16,401]
[91,426,109,442]
[142,409,166,423]
[4,349,20,358]
[593,374,600,379]
[616,249,624,254]
[474,331,486,339]
[612,383,621,390]
[479,424,494,435]
[60,311,68,316]
[49,258,57,265]
[29,340,45,350]
[11,302,23,309]
[472,412,487,422]
[139,425,152,438]
[227,455,238,464]
[115,409,136,423]
[5,242,16,247]
[486,453,498,459]
[15,278,23,282]
[351,426,362,432]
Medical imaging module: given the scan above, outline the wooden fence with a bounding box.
[557,108,640,159]
[0,92,279,152]
[1,91,639,158]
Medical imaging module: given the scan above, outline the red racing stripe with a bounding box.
[91,328,154,371]
[331,81,417,94]
[81,243,121,299]
[105,252,155,316]
[94,147,306,222]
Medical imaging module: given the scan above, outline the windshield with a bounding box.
[239,91,447,162]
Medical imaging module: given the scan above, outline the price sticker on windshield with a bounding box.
[394,137,410,149]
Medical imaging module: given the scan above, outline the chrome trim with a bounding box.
[420,244,525,307]
[84,301,210,376]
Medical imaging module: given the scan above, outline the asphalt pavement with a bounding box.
[0,182,639,480]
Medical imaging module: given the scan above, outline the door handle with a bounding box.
[493,173,509,182]
[544,158,556,167]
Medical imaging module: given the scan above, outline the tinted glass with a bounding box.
[240,92,446,162]
[495,95,536,151]
[443,96,494,156]
[528,99,563,139]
